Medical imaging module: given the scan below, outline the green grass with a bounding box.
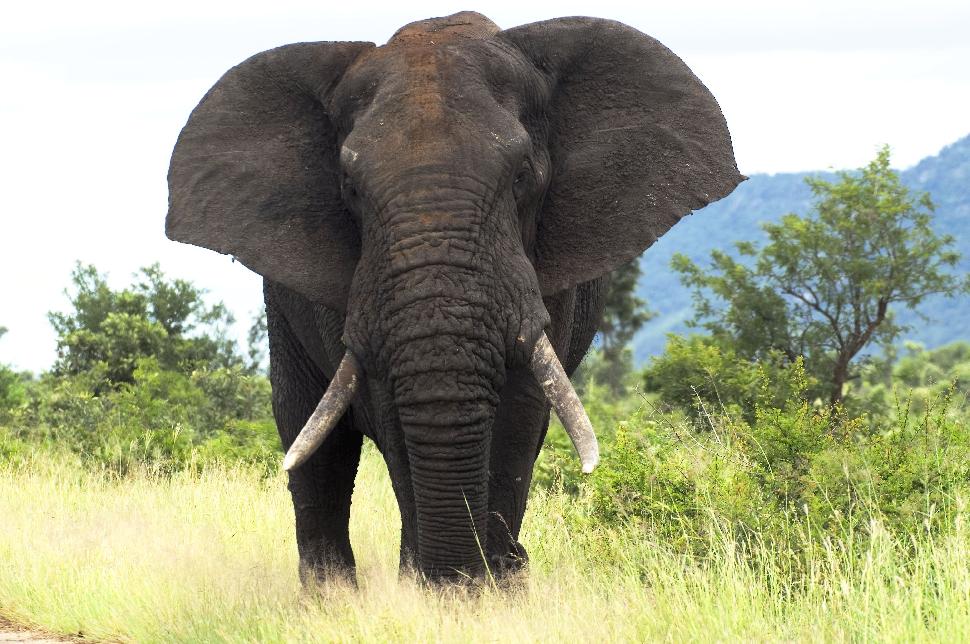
[3,444,970,642]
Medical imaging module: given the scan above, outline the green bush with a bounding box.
[49,263,246,390]
[584,363,817,552]
[533,374,646,493]
[14,357,275,475]
[0,426,32,465]
[540,345,970,572]
[804,386,970,539]
[0,265,278,476]
[856,341,970,422]
[196,419,280,474]
[642,334,803,423]
[587,413,777,555]
[0,364,28,421]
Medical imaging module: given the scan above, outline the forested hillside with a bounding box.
[634,134,970,362]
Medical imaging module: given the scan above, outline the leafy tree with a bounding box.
[578,260,655,395]
[600,260,655,358]
[49,263,244,387]
[23,266,275,469]
[673,146,968,406]
[0,326,28,418]
[246,310,269,374]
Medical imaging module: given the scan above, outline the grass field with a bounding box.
[3,444,970,643]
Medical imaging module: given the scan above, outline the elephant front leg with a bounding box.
[487,367,550,577]
[284,415,363,586]
[268,305,363,586]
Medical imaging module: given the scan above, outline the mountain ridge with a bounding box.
[633,133,970,363]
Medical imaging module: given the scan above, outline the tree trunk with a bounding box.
[829,356,849,408]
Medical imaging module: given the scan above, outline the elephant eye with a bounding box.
[512,163,533,201]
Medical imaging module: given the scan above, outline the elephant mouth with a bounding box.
[281,331,599,474]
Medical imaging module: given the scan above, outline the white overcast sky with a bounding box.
[2,0,968,372]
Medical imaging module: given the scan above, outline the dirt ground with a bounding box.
[0,617,89,643]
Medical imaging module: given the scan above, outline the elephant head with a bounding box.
[167,12,741,579]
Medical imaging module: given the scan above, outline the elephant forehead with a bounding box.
[336,45,451,125]
[387,11,500,45]
[334,28,533,126]
[340,52,527,156]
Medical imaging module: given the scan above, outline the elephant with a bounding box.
[166,11,742,583]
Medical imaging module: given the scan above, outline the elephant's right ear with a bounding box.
[167,41,374,311]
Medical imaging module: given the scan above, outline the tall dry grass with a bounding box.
[2,444,970,642]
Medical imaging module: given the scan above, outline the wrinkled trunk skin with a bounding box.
[343,189,525,579]
[384,278,507,579]
[396,358,497,577]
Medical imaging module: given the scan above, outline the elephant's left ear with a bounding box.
[498,19,744,295]
[167,41,374,311]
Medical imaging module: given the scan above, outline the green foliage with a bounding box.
[600,260,654,348]
[0,425,31,465]
[856,341,970,420]
[533,374,644,493]
[195,420,280,474]
[572,345,639,401]
[0,264,278,476]
[246,310,269,374]
[0,327,29,421]
[0,365,27,418]
[589,414,764,550]
[10,357,275,475]
[537,341,970,573]
[583,260,654,396]
[673,146,968,405]
[641,334,802,423]
[49,263,244,388]
[798,384,970,543]
[587,360,819,550]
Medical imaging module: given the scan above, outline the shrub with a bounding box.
[856,341,970,422]
[586,412,777,554]
[560,348,970,571]
[532,375,645,493]
[0,364,28,422]
[804,386,970,540]
[0,426,32,465]
[642,334,803,423]
[196,419,280,474]
[49,263,245,389]
[16,357,274,475]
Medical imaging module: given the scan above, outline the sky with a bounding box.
[2,0,968,372]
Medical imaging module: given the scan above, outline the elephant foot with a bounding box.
[488,540,529,579]
[298,558,358,590]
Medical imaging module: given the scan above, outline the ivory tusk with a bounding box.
[282,351,361,471]
[529,332,600,473]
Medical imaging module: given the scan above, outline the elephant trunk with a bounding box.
[395,361,497,579]
[344,193,530,579]
[382,283,506,578]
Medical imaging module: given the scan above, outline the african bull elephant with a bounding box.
[167,11,741,583]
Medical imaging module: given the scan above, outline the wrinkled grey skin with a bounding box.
[167,12,742,583]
